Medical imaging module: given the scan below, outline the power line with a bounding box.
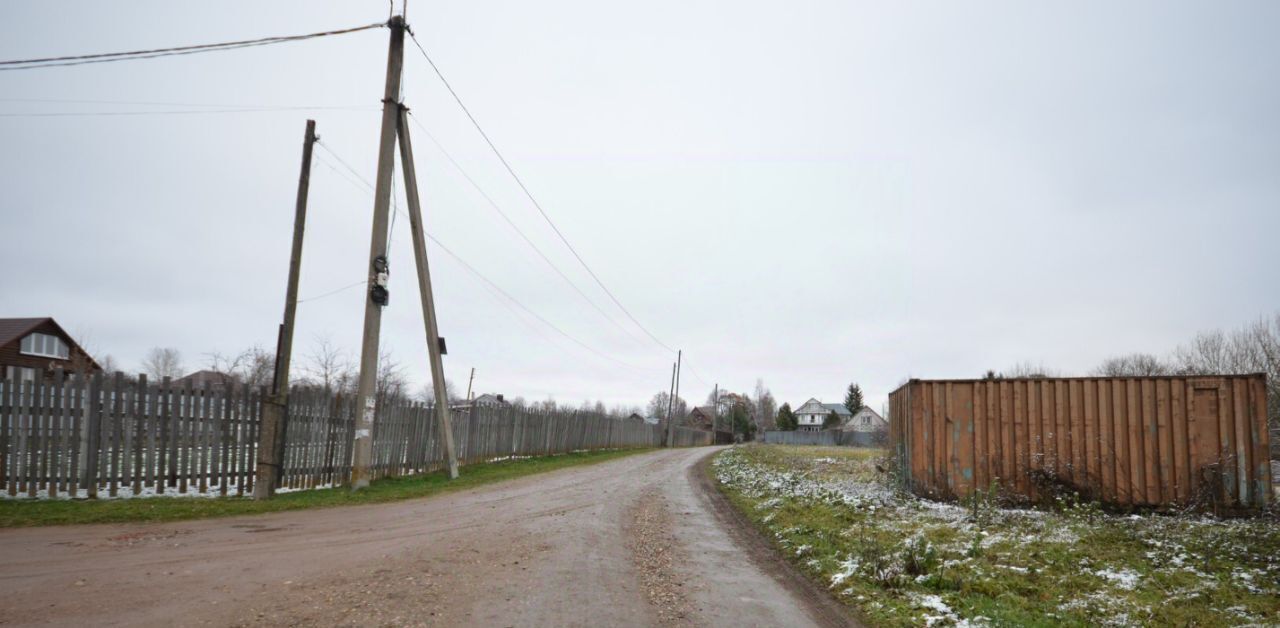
[311,138,650,374]
[406,30,678,356]
[424,233,650,374]
[0,21,386,71]
[0,97,371,108]
[298,279,368,303]
[405,111,650,350]
[0,106,375,118]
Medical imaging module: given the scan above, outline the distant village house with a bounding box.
[794,398,850,432]
[451,393,509,411]
[0,317,99,384]
[838,407,888,433]
[686,406,715,430]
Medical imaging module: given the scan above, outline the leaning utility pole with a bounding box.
[396,106,459,479]
[465,367,475,403]
[255,118,316,500]
[351,16,406,489]
[667,350,682,446]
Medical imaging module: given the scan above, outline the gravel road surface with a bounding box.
[0,447,855,627]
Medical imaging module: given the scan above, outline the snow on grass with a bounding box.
[713,444,1280,627]
[1091,567,1140,590]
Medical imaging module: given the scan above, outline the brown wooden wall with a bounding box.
[888,375,1271,510]
[0,319,97,374]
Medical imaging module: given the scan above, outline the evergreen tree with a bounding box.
[776,403,797,431]
[823,409,842,430]
[844,383,864,415]
[731,403,757,439]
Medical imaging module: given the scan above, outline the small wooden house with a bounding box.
[0,317,99,383]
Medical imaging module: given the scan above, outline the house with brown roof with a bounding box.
[173,369,240,391]
[686,405,715,430]
[0,317,99,384]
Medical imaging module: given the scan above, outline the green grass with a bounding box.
[0,448,653,528]
[713,444,1280,627]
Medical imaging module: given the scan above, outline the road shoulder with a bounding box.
[690,448,862,628]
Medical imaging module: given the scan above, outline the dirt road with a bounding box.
[0,447,853,627]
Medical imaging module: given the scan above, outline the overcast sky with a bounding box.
[1,1,1277,413]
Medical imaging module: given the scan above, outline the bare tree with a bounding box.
[376,349,408,402]
[301,335,352,392]
[417,378,459,405]
[754,379,777,432]
[1000,360,1060,379]
[142,347,184,380]
[97,354,120,375]
[647,391,687,423]
[206,345,274,390]
[1171,314,1280,454]
[1092,353,1171,377]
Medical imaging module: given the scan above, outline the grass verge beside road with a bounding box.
[0,448,652,528]
[713,444,1280,627]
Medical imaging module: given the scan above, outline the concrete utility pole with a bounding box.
[667,350,682,446]
[351,16,406,489]
[255,118,316,500]
[664,362,676,446]
[396,106,459,479]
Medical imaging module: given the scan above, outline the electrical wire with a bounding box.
[297,279,368,303]
[0,22,386,71]
[423,234,650,374]
[405,112,650,349]
[312,138,651,375]
[0,106,375,118]
[0,97,372,108]
[406,31,678,356]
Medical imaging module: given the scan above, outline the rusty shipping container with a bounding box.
[888,374,1271,510]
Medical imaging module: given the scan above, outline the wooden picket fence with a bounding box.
[0,372,710,499]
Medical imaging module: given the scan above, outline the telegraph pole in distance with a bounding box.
[351,16,405,489]
[396,106,459,479]
[667,350,682,446]
[466,367,475,403]
[255,118,316,500]
[713,382,719,434]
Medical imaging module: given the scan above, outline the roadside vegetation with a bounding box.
[713,444,1280,627]
[0,447,651,528]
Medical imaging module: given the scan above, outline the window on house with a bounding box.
[5,366,38,385]
[20,333,69,359]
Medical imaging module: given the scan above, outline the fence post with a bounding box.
[84,372,102,498]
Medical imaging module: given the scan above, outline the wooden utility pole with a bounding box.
[351,16,405,489]
[395,106,459,479]
[713,382,719,433]
[255,118,316,500]
[664,362,676,446]
[465,367,475,403]
[667,350,682,446]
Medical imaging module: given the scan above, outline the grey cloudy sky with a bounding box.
[2,1,1277,413]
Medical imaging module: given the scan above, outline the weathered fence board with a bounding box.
[761,430,881,447]
[889,375,1272,511]
[0,374,709,499]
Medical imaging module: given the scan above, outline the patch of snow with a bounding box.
[1092,568,1140,590]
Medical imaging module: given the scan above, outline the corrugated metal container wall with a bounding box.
[888,375,1271,510]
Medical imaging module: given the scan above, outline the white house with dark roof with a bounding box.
[838,407,888,433]
[794,398,852,432]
